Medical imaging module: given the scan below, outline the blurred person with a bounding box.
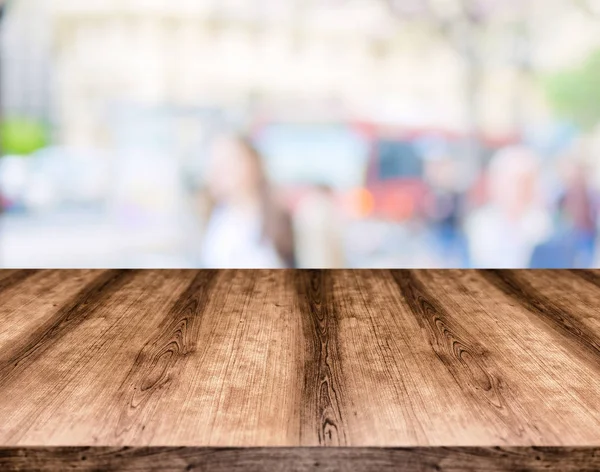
[293,184,345,268]
[465,147,551,268]
[199,134,295,268]
[422,156,469,267]
[530,159,599,268]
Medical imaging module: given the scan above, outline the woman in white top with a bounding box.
[200,134,295,268]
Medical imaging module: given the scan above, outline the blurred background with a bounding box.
[1,0,600,268]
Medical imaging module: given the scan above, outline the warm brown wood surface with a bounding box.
[0,269,599,471]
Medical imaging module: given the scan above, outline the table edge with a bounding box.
[1,446,599,471]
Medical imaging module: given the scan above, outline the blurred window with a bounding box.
[376,140,423,180]
[256,124,369,189]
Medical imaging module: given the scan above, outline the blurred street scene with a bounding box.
[1,0,600,268]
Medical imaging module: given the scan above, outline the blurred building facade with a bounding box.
[45,0,599,148]
[1,0,600,268]
[0,0,54,123]
[1,0,598,151]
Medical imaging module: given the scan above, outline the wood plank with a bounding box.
[0,270,599,470]
[409,270,600,444]
[1,447,599,472]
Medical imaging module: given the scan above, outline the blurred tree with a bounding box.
[545,49,600,130]
[0,117,48,155]
[575,0,600,16]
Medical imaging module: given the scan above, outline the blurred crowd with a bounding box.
[1,0,599,268]
[2,121,600,269]
[466,146,599,269]
[185,132,600,269]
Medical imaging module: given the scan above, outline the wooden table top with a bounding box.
[1,269,599,471]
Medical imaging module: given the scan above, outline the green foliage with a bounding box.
[0,117,48,155]
[544,50,600,130]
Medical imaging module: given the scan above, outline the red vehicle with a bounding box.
[354,122,520,221]
[353,122,434,221]
[252,118,518,221]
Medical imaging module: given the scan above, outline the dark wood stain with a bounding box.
[113,270,219,438]
[0,270,39,295]
[0,269,138,384]
[0,447,599,471]
[388,270,530,440]
[294,270,347,446]
[568,268,600,289]
[480,269,600,368]
[1,270,600,469]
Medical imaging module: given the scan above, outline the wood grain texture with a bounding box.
[0,269,599,470]
[1,447,599,472]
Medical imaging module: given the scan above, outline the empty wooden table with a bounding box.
[0,269,599,471]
